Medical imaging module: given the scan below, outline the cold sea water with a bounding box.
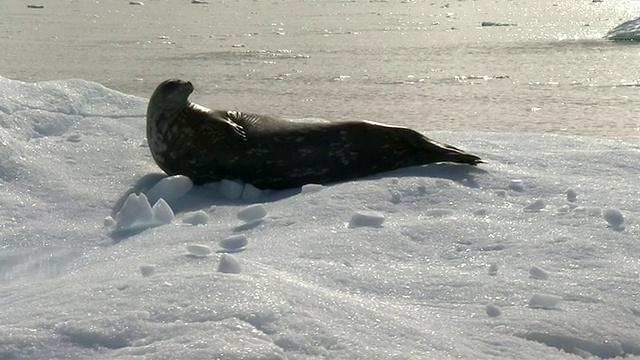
[1,0,640,139]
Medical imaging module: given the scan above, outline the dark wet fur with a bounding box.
[147,79,482,190]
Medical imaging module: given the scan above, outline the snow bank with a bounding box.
[1,76,640,359]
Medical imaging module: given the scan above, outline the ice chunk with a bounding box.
[146,175,193,205]
[182,210,210,226]
[237,204,267,223]
[349,211,385,228]
[187,244,212,257]
[218,254,241,274]
[528,293,562,309]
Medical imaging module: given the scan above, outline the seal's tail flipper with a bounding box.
[398,128,483,165]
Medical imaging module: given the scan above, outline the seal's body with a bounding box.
[146,79,482,190]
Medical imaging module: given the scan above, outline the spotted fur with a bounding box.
[146,79,482,189]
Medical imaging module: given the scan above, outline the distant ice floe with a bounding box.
[606,16,640,41]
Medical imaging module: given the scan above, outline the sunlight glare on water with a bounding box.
[1,0,640,139]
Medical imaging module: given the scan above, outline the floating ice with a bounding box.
[219,234,249,252]
[566,189,577,202]
[146,175,193,205]
[139,264,156,277]
[218,254,241,274]
[603,208,625,229]
[237,204,267,223]
[182,210,210,226]
[349,210,385,228]
[186,244,213,257]
[529,265,549,280]
[481,21,517,27]
[485,303,502,317]
[528,293,562,309]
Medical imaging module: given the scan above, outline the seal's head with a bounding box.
[147,79,194,121]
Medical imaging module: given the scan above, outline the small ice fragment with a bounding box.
[241,183,263,202]
[488,262,499,276]
[529,265,549,280]
[218,254,241,274]
[219,234,249,251]
[66,133,82,142]
[603,208,625,229]
[486,303,502,317]
[390,191,401,204]
[587,207,602,216]
[219,179,244,200]
[524,199,546,212]
[146,175,193,205]
[237,204,267,222]
[474,208,490,216]
[528,293,562,309]
[152,198,175,224]
[349,210,385,228]
[566,189,577,202]
[112,193,154,232]
[424,209,454,217]
[494,190,506,197]
[104,216,117,232]
[182,210,209,225]
[435,179,451,187]
[508,180,524,191]
[129,1,143,4]
[140,264,156,277]
[300,183,324,194]
[187,244,212,257]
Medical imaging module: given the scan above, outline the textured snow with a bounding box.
[1,76,640,359]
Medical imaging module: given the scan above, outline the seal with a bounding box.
[146,79,482,190]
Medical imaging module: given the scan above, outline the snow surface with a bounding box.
[1,76,640,359]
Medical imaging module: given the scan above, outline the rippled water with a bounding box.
[2,0,640,139]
